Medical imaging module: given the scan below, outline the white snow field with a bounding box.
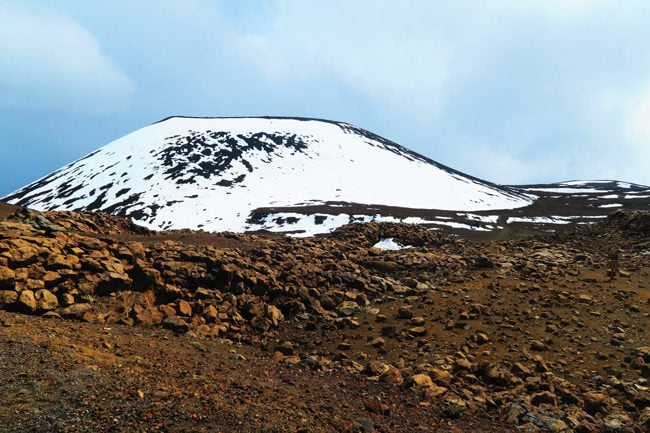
[4,117,533,234]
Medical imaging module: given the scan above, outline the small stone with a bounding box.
[603,412,631,430]
[338,301,359,316]
[397,306,413,319]
[475,332,489,344]
[454,357,472,371]
[538,416,568,433]
[267,305,284,326]
[530,340,547,351]
[365,361,390,376]
[381,367,403,384]
[276,341,294,356]
[410,373,434,388]
[428,368,453,386]
[410,316,426,326]
[364,400,390,415]
[424,385,448,399]
[60,303,91,318]
[408,326,427,337]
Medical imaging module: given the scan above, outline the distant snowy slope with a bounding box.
[4,116,533,232]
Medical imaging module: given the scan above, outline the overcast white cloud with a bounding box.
[228,0,650,185]
[236,0,452,119]
[0,3,132,114]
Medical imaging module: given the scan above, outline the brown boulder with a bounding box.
[0,290,18,306]
[337,300,359,316]
[177,300,192,317]
[410,373,434,388]
[58,293,74,307]
[46,254,78,270]
[0,266,15,289]
[162,315,190,333]
[60,303,92,318]
[365,360,390,376]
[7,240,39,266]
[397,306,414,319]
[203,305,218,323]
[42,271,62,288]
[531,391,558,406]
[35,289,58,311]
[17,289,36,312]
[408,326,427,337]
[424,385,449,399]
[267,305,284,326]
[428,367,453,386]
[134,307,164,326]
[132,259,164,290]
[381,367,404,384]
[159,304,177,316]
[583,391,610,415]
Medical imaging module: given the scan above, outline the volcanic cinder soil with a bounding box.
[0,204,648,433]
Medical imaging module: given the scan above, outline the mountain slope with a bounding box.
[3,116,533,232]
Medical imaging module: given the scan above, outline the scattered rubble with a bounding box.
[0,206,648,432]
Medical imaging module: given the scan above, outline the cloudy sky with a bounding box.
[1,0,650,196]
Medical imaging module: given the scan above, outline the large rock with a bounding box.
[134,307,164,326]
[162,315,190,333]
[35,289,58,311]
[17,289,36,312]
[46,254,79,270]
[583,391,611,415]
[177,300,192,317]
[0,266,15,289]
[7,239,39,266]
[0,290,18,306]
[266,305,284,326]
[60,303,92,318]
[131,259,164,290]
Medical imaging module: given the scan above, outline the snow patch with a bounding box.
[373,238,412,251]
[4,117,534,234]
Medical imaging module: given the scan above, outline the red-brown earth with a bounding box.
[0,204,648,433]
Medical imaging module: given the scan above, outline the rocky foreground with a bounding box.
[0,205,648,432]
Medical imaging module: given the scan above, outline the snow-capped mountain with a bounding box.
[3,116,534,233]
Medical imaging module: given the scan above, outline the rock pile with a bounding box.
[0,206,648,432]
